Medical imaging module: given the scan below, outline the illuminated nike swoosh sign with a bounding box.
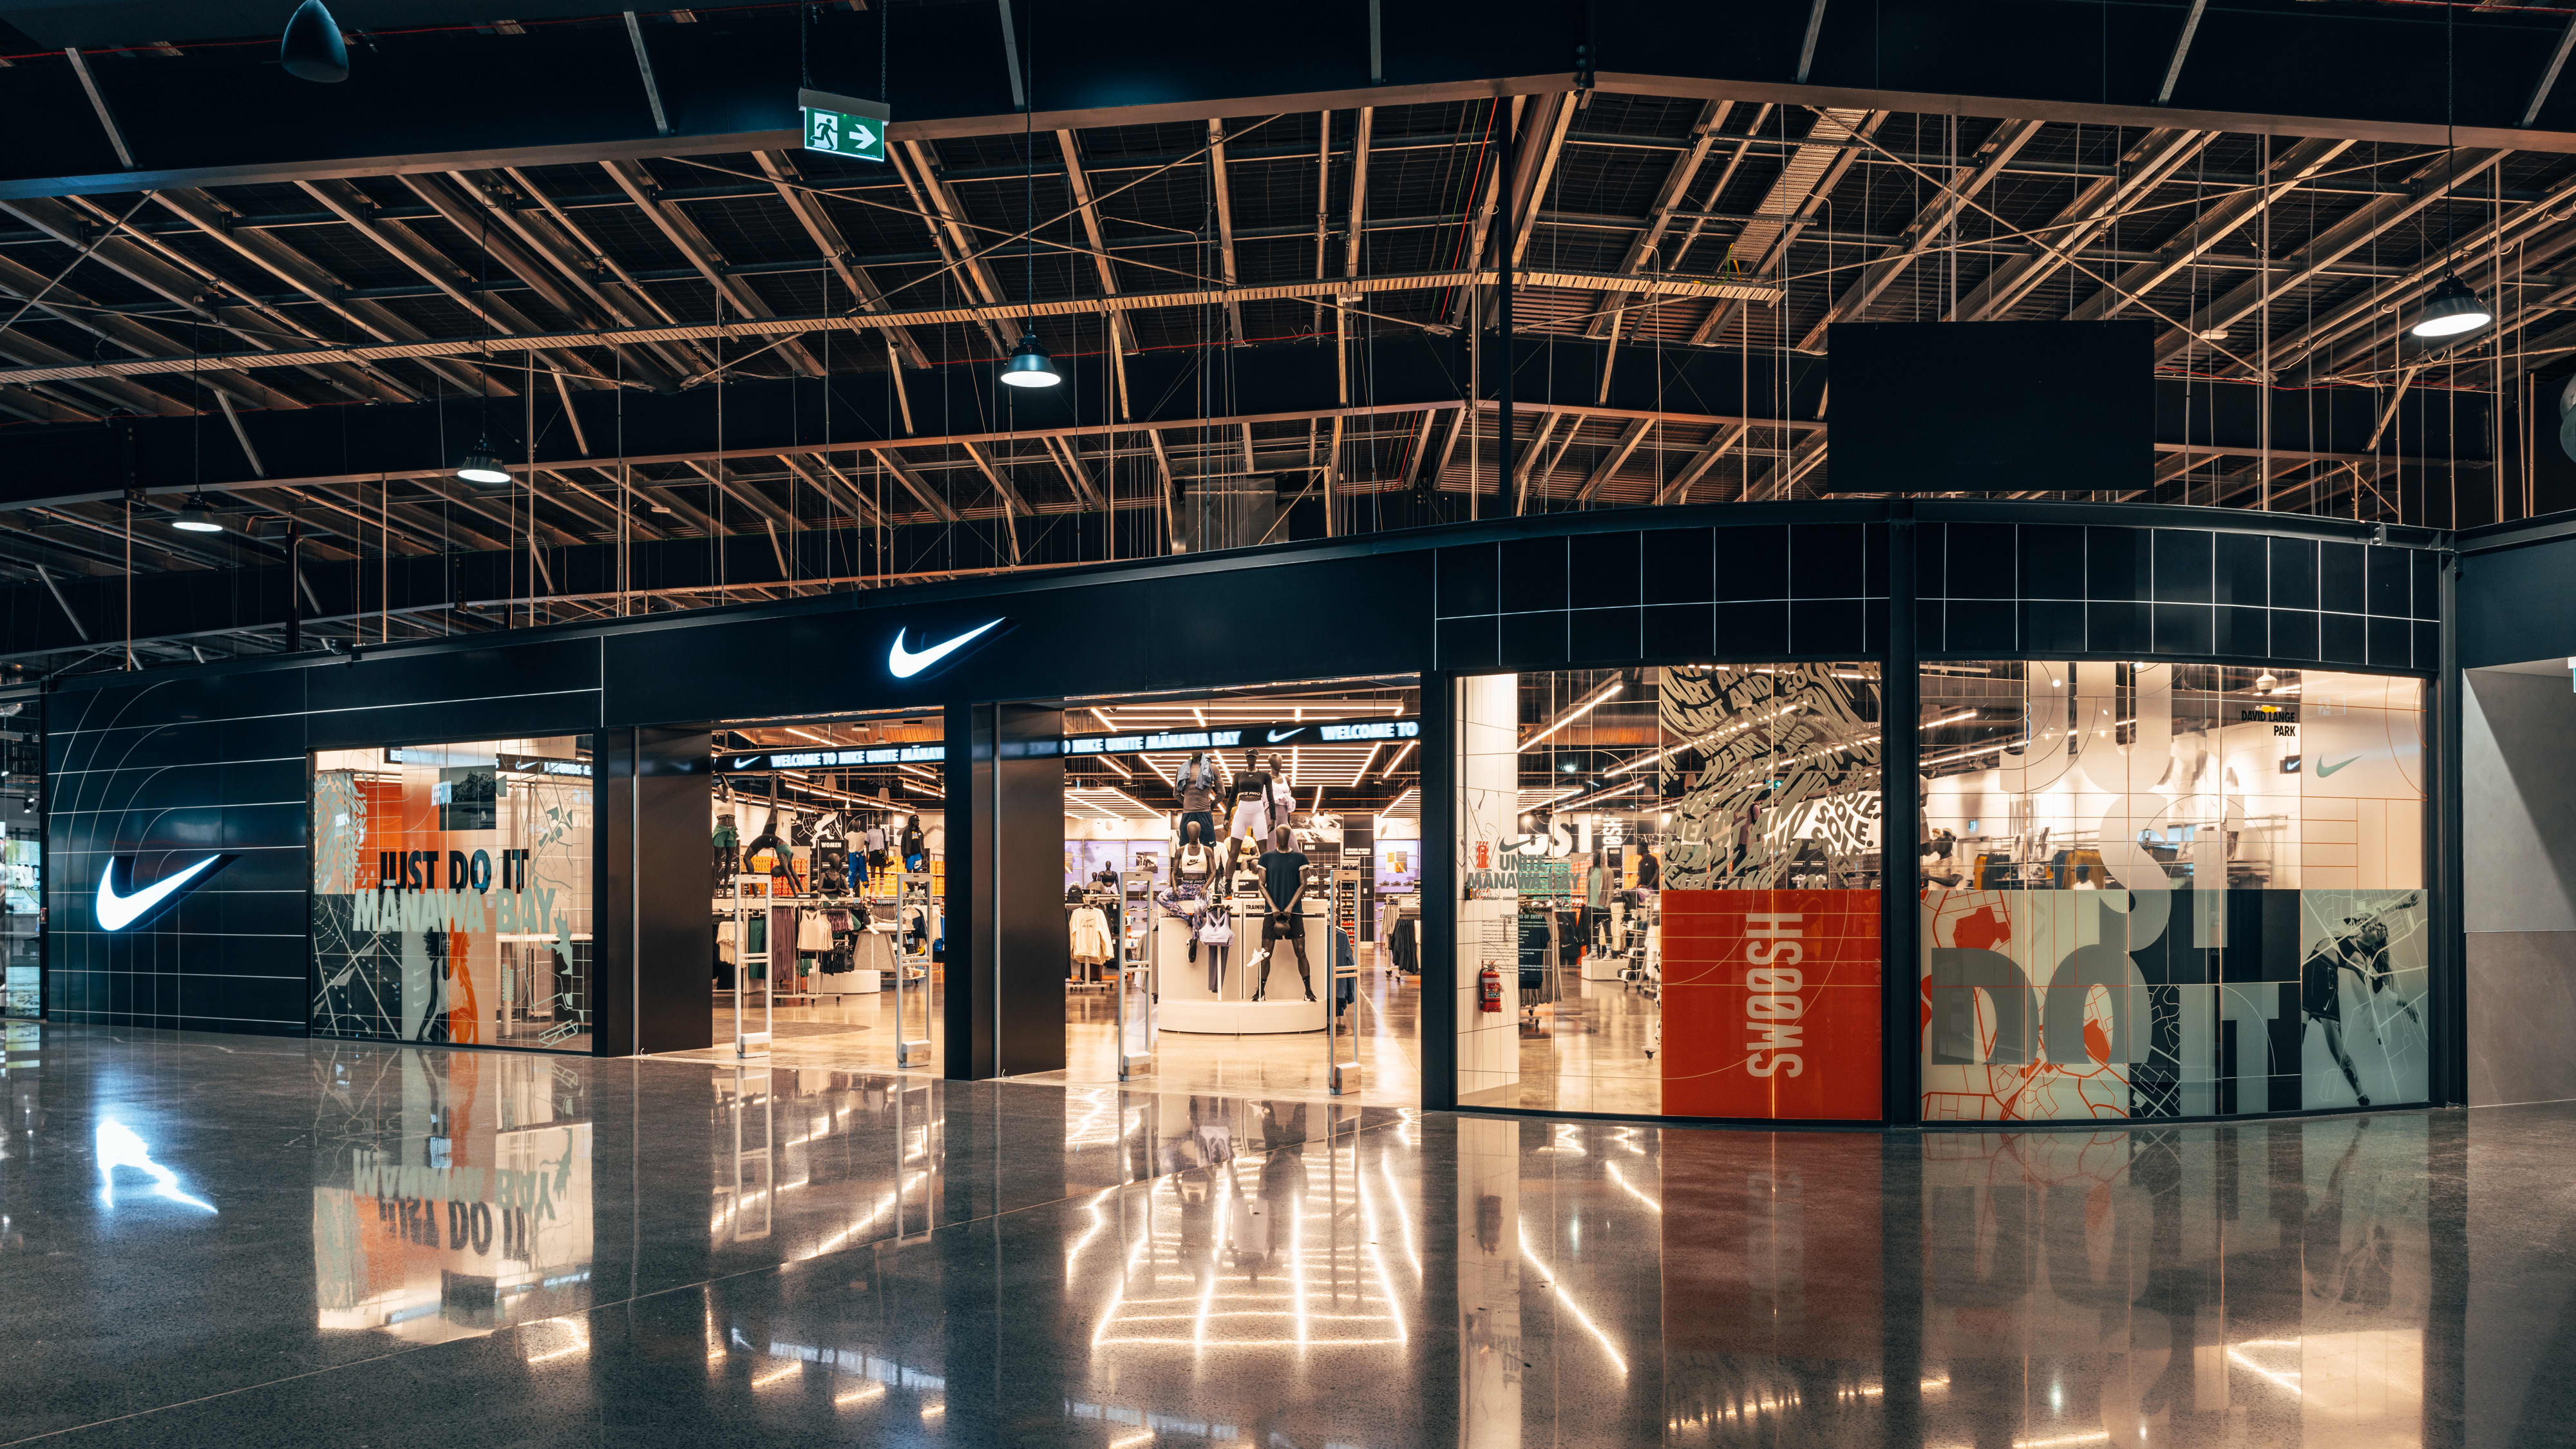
[2315,755,2363,777]
[887,620,1005,679]
[96,853,236,932]
[1266,728,1305,743]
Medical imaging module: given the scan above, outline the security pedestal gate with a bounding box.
[729,873,772,1059]
[1116,867,1156,1081]
[1328,868,1361,1095]
[895,871,936,1068]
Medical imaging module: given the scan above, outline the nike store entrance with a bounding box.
[693,711,950,1072]
[1037,679,1421,1104]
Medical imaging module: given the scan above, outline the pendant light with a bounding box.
[1001,330,1061,388]
[997,5,1061,392]
[169,495,223,533]
[2408,3,2492,345]
[2409,274,2493,341]
[281,0,350,83]
[455,440,511,486]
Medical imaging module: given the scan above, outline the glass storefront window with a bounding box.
[311,737,596,1052]
[0,710,35,1018]
[1918,664,2428,1119]
[1456,664,1884,1118]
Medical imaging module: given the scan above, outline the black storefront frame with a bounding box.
[28,499,2465,1130]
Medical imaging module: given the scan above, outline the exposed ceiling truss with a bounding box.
[0,35,2569,677]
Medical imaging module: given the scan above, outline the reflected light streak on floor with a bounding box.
[0,1023,2532,1449]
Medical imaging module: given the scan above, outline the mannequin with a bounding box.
[1174,818,1217,887]
[1230,750,1273,846]
[862,816,889,886]
[1252,823,1313,1003]
[1177,751,1220,850]
[902,813,927,870]
[1264,754,1294,833]
[712,810,740,885]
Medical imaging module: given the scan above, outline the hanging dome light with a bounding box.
[2409,273,2494,341]
[2255,671,2278,694]
[999,330,1062,389]
[455,439,511,486]
[280,0,350,83]
[169,495,223,533]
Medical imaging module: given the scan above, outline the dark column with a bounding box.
[945,700,1066,1079]
[595,724,713,1057]
[596,730,632,1056]
[1882,514,1920,1124]
[2434,553,2465,1106]
[1418,670,1457,1110]
[943,698,986,1078]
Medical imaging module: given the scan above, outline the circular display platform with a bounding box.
[1158,996,1326,1034]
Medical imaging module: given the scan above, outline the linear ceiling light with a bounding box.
[1520,681,1623,752]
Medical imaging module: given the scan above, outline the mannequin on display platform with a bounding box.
[1177,751,1220,850]
[1230,750,1273,844]
[902,813,927,871]
[1251,823,1313,1003]
[1174,817,1218,888]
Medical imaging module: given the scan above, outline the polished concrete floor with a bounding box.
[0,1018,2556,1446]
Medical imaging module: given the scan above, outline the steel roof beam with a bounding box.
[292,178,617,395]
[1796,117,2040,348]
[1572,417,1654,506]
[891,141,1017,354]
[1206,120,1248,345]
[151,187,502,401]
[1946,126,2213,321]
[2155,148,2505,367]
[600,159,828,379]
[753,150,936,373]
[2065,135,2352,323]
[5,194,407,406]
[451,169,706,385]
[1586,99,1731,339]
[0,267,1777,388]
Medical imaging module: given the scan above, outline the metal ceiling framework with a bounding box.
[0,0,2570,676]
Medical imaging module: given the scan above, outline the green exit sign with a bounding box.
[798,88,888,163]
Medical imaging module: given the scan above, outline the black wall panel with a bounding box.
[46,640,603,1041]
[48,670,311,1036]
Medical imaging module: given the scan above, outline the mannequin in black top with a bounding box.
[1253,823,1313,1003]
[902,814,927,869]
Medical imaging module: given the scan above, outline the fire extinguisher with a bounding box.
[1479,961,1503,1013]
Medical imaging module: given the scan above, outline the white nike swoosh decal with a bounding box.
[1266,728,1305,743]
[888,620,1005,679]
[97,855,229,932]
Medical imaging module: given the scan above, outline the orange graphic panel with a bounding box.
[1662,888,1881,1120]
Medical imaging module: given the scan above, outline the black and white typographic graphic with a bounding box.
[1659,664,1882,890]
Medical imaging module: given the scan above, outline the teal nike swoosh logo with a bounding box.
[97,853,234,931]
[2315,755,2362,777]
[887,620,1005,679]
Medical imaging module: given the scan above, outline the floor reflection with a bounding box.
[0,1024,2491,1448]
[310,1045,592,1342]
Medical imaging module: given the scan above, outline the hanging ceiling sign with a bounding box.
[799,88,889,163]
[1056,717,1420,758]
[718,717,1420,773]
